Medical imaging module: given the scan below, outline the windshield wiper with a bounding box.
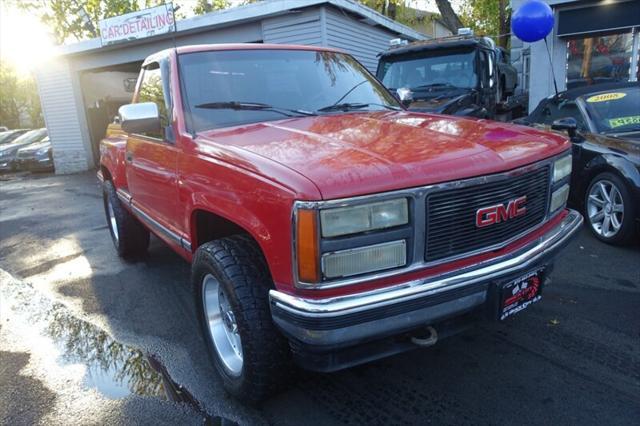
[317,102,400,113]
[194,101,316,117]
[411,83,458,90]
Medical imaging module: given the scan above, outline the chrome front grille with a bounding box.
[425,167,550,262]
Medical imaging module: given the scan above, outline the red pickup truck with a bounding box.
[98,44,583,402]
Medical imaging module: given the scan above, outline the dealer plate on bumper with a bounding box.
[498,268,544,321]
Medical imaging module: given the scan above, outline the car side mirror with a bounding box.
[551,117,578,139]
[512,117,531,126]
[119,102,160,134]
[396,87,413,107]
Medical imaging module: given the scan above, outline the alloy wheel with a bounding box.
[202,274,243,376]
[587,179,624,238]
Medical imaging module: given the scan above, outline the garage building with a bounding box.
[35,0,425,174]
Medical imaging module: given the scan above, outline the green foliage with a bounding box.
[359,0,429,28]
[193,0,230,15]
[459,0,511,47]
[359,0,404,20]
[0,63,44,128]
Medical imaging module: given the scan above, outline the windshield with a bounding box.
[378,49,478,90]
[0,131,12,144]
[581,86,640,133]
[10,128,47,145]
[0,130,25,144]
[179,49,399,132]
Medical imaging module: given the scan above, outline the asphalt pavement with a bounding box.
[1,171,639,425]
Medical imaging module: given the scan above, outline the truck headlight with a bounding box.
[295,198,410,285]
[553,155,572,182]
[322,240,406,279]
[319,198,408,237]
[550,184,570,212]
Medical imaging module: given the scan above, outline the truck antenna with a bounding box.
[544,37,559,98]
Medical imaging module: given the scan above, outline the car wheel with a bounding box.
[192,235,292,403]
[102,180,149,258]
[585,172,636,244]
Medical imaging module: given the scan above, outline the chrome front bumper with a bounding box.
[12,156,53,170]
[269,209,583,349]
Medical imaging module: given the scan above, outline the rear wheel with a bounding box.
[192,235,292,403]
[585,172,636,245]
[102,180,149,258]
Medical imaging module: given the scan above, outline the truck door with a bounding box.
[125,61,180,239]
[478,49,497,117]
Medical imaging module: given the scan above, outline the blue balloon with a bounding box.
[512,0,554,43]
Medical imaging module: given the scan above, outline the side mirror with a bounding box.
[551,117,578,139]
[512,117,531,126]
[119,102,160,134]
[396,87,413,107]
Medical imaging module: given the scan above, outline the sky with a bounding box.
[0,2,56,74]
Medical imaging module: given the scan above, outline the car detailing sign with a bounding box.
[99,3,175,46]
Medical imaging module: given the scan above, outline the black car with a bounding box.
[520,82,639,244]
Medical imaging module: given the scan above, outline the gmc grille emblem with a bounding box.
[475,196,527,228]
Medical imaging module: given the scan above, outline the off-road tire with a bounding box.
[102,180,149,258]
[584,172,636,245]
[192,235,292,403]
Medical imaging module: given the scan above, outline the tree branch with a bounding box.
[435,0,463,33]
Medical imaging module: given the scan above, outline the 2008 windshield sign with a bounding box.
[99,3,175,46]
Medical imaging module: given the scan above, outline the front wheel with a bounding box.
[192,235,292,403]
[585,172,636,245]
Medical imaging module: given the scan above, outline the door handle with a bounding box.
[125,151,133,163]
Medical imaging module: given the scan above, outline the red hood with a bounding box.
[197,111,570,200]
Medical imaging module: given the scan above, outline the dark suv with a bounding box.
[377,35,518,119]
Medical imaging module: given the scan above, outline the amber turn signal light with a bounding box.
[296,209,319,283]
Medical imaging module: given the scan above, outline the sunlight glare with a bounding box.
[0,5,55,73]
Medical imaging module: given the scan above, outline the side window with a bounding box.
[557,100,586,129]
[540,100,585,128]
[137,63,169,139]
